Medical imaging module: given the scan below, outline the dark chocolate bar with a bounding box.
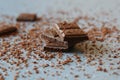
[63,29,88,47]
[64,35,88,47]
[0,26,17,36]
[56,22,89,47]
[63,29,88,42]
[16,13,37,21]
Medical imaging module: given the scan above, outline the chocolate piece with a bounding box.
[16,13,37,21]
[0,25,17,36]
[63,29,88,47]
[63,29,88,42]
[41,34,68,52]
[56,22,89,47]
[64,35,89,47]
[57,21,80,29]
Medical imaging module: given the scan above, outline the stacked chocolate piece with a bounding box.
[41,21,89,52]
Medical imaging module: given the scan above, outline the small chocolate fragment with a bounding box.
[16,13,37,21]
[0,25,17,36]
[57,21,80,29]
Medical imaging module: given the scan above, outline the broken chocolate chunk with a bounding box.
[0,25,17,36]
[56,22,89,47]
[16,13,37,21]
[41,34,68,51]
[64,35,88,47]
[62,29,88,47]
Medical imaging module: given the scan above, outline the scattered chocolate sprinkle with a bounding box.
[0,10,120,80]
[61,57,73,65]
